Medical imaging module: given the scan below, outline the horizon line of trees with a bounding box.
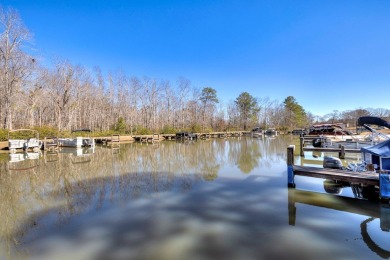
[1,7,390,136]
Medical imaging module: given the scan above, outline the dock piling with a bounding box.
[299,137,304,157]
[339,144,345,159]
[380,174,390,201]
[287,145,296,188]
[44,136,59,151]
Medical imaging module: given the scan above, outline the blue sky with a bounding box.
[2,0,390,116]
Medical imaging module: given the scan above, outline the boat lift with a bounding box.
[361,124,390,143]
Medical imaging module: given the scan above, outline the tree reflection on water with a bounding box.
[1,136,387,259]
[0,137,290,259]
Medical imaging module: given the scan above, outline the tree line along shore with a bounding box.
[1,7,390,138]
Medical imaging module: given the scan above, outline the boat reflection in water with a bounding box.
[61,147,95,164]
[323,179,379,201]
[8,152,41,171]
[41,147,95,164]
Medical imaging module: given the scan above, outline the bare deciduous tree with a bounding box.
[0,7,35,129]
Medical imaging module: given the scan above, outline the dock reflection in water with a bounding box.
[288,188,390,259]
[0,136,389,259]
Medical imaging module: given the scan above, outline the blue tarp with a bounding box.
[361,139,390,157]
[380,174,390,199]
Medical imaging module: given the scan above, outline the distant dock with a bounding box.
[89,131,249,146]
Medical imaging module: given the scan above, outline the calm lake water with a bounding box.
[0,135,389,260]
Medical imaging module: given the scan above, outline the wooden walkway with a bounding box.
[96,131,248,143]
[161,131,246,140]
[288,145,379,186]
[287,145,389,201]
[95,134,125,145]
[293,165,379,185]
[132,134,161,143]
[1,130,259,151]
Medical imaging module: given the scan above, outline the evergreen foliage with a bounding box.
[235,92,260,130]
[114,117,127,134]
[283,96,307,129]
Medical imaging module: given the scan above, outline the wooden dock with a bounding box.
[287,145,390,202]
[161,131,246,141]
[293,165,379,185]
[95,135,133,144]
[43,136,59,151]
[96,131,246,143]
[102,134,121,147]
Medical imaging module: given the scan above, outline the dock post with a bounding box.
[300,136,304,157]
[288,188,296,226]
[380,203,390,231]
[287,145,296,188]
[379,173,390,203]
[339,145,345,159]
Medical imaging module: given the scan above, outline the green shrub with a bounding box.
[7,129,39,140]
[278,126,288,132]
[161,125,177,134]
[190,124,202,133]
[114,117,127,134]
[33,126,59,138]
[0,129,8,141]
[134,126,152,135]
[93,130,116,137]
